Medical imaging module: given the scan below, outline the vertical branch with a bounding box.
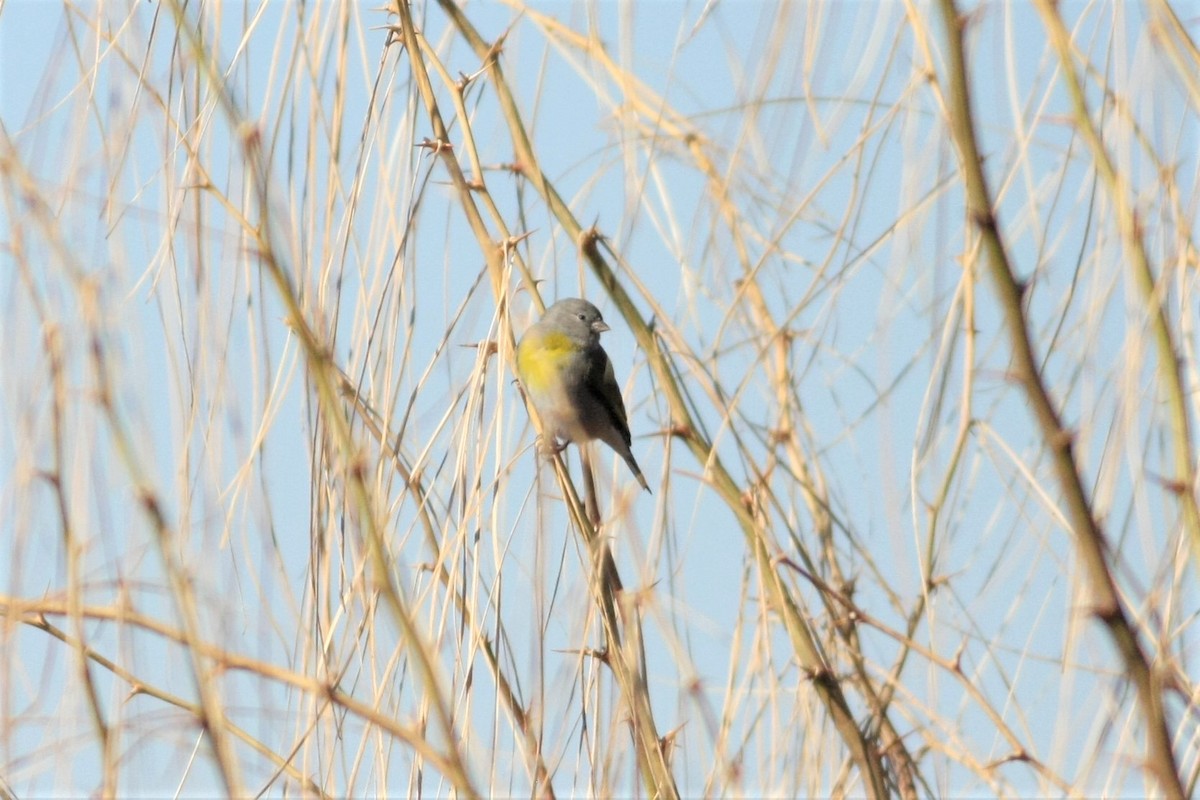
[932,2,1184,797]
[1031,0,1200,578]
[158,2,482,795]
[2,124,246,795]
[4,164,119,798]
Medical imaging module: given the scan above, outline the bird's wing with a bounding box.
[586,347,633,444]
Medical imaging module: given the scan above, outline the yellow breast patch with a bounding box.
[518,331,575,393]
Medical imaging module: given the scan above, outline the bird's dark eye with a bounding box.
[578,313,586,321]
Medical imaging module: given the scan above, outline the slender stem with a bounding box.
[932,2,1184,796]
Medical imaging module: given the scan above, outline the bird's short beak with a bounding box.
[592,320,611,333]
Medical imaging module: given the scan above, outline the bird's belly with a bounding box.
[538,384,589,442]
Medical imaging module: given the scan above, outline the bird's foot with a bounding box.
[535,435,569,457]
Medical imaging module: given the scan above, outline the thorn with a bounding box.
[668,422,693,440]
[740,487,757,514]
[238,121,262,150]
[578,223,603,256]
[458,62,490,91]
[415,137,453,155]
[1049,426,1076,452]
[371,22,404,39]
[659,722,686,757]
[951,640,965,673]
[499,230,536,259]
[803,663,831,683]
[461,339,499,357]
[1145,469,1188,496]
[554,646,609,665]
[1090,599,1121,625]
[969,207,997,234]
[484,32,508,63]
[985,750,1030,769]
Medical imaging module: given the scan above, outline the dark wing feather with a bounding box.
[584,345,632,445]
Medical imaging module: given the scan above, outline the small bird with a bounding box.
[516,298,650,492]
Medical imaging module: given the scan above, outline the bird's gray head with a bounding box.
[543,298,610,345]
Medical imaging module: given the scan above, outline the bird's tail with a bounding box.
[623,452,651,493]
